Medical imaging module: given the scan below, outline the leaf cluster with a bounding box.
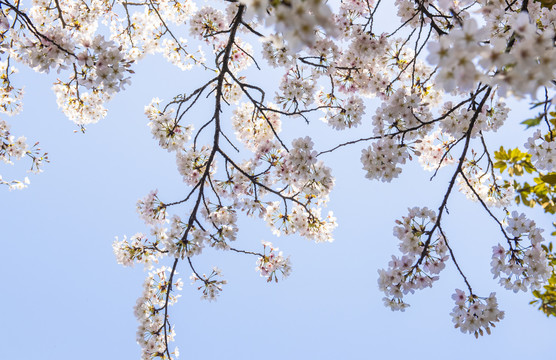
[494,112,556,317]
[494,146,555,214]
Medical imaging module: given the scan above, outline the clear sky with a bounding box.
[2,5,556,360]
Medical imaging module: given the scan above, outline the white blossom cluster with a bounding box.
[320,96,365,130]
[134,266,182,360]
[261,36,296,68]
[240,0,337,50]
[146,99,194,152]
[255,241,292,282]
[190,267,227,301]
[414,129,455,172]
[51,83,109,125]
[360,87,440,181]
[0,61,23,115]
[221,76,243,104]
[361,138,409,182]
[1,119,28,162]
[428,13,556,97]
[457,165,515,208]
[491,212,551,292]
[371,89,433,137]
[0,0,149,128]
[0,118,46,189]
[132,191,210,260]
[13,21,131,123]
[450,289,504,338]
[189,6,225,40]
[524,130,555,172]
[378,207,448,311]
[16,26,75,73]
[336,0,375,37]
[214,160,265,203]
[113,233,162,269]
[276,68,316,111]
[232,102,281,152]
[110,0,198,62]
[438,103,495,139]
[264,201,337,243]
[176,145,215,186]
[203,205,239,247]
[278,136,334,201]
[136,190,168,226]
[218,38,253,72]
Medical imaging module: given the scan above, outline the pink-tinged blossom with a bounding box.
[137,189,167,226]
[450,290,504,338]
[255,241,292,282]
[379,207,448,311]
[490,212,551,292]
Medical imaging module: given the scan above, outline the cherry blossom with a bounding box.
[2,0,555,357]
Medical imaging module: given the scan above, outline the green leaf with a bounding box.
[494,146,508,160]
[521,116,542,129]
[534,0,556,9]
[540,173,556,185]
[493,161,507,173]
[523,161,536,173]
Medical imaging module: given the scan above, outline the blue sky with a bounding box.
[2,11,556,360]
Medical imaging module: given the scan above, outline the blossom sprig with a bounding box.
[524,129,555,173]
[0,118,48,189]
[275,67,316,112]
[113,233,165,269]
[137,189,168,227]
[0,60,24,115]
[176,145,216,186]
[264,201,337,243]
[0,174,29,190]
[278,136,335,201]
[378,207,449,311]
[189,6,226,42]
[10,16,134,124]
[134,266,183,360]
[450,289,505,338]
[146,98,194,152]
[414,129,456,172]
[231,102,281,152]
[190,266,227,301]
[491,211,551,292]
[319,95,366,131]
[203,204,239,248]
[458,161,515,208]
[255,240,292,282]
